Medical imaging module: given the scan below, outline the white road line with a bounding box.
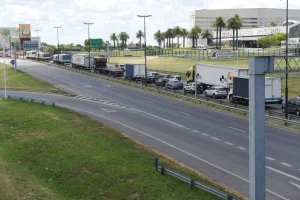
[211,137,221,141]
[225,142,234,146]
[237,146,246,150]
[146,101,154,105]
[202,133,209,137]
[229,126,246,133]
[180,111,191,116]
[265,157,276,161]
[120,93,127,96]
[56,104,289,200]
[267,166,300,181]
[281,162,293,167]
[193,130,199,133]
[290,181,300,189]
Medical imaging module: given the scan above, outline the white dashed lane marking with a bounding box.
[229,126,246,133]
[193,130,199,133]
[180,111,191,116]
[281,162,292,167]
[266,157,276,161]
[237,146,246,150]
[202,133,209,137]
[225,142,234,146]
[211,137,221,141]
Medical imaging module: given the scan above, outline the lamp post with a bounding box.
[54,26,61,63]
[34,30,41,60]
[83,22,94,69]
[137,15,152,87]
[285,0,289,120]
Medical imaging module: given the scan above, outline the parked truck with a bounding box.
[124,64,146,80]
[53,54,71,64]
[71,54,94,70]
[228,76,282,105]
[93,57,123,77]
[186,64,249,93]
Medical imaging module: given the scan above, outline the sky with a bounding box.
[1,0,299,46]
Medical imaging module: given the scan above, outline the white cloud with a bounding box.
[0,0,299,46]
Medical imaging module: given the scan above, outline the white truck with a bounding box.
[194,64,249,93]
[228,76,282,105]
[124,64,146,80]
[71,54,94,70]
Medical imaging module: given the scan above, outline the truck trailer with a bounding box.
[71,54,94,70]
[53,54,71,64]
[228,76,282,105]
[36,52,52,61]
[124,64,146,80]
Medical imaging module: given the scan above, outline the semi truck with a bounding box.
[93,57,123,77]
[228,76,282,105]
[124,64,146,80]
[71,54,94,70]
[186,64,249,93]
[36,52,52,61]
[53,54,71,64]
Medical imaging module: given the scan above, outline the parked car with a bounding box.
[169,75,182,81]
[148,72,160,79]
[155,74,171,86]
[166,80,183,90]
[184,82,203,94]
[142,74,156,84]
[282,97,300,116]
[204,86,227,98]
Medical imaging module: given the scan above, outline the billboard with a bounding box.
[19,24,31,39]
[0,27,18,39]
[211,50,231,59]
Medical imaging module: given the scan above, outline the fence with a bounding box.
[7,95,56,107]
[154,157,238,200]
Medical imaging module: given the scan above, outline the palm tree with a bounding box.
[188,26,201,48]
[173,26,182,48]
[269,21,277,27]
[161,32,166,48]
[110,33,118,50]
[213,19,219,49]
[181,28,188,48]
[201,30,213,45]
[233,14,243,50]
[165,29,173,48]
[118,32,130,49]
[154,30,163,47]
[136,30,144,49]
[227,14,243,50]
[227,17,237,50]
[217,17,226,49]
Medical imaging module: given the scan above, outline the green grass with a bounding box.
[0,99,243,200]
[0,63,68,94]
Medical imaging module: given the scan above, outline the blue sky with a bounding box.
[0,0,299,46]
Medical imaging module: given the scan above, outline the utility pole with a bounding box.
[54,26,62,63]
[285,0,289,119]
[83,22,94,69]
[3,48,7,99]
[34,30,41,60]
[137,15,152,87]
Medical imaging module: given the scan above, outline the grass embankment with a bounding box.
[0,99,240,200]
[0,63,68,94]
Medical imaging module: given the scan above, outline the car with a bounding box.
[204,86,227,99]
[183,82,203,94]
[282,97,300,116]
[169,75,182,82]
[142,74,156,84]
[155,74,171,86]
[165,80,183,90]
[148,72,160,79]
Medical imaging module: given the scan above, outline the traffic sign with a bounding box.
[91,39,102,47]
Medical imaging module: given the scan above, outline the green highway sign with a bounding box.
[91,39,102,47]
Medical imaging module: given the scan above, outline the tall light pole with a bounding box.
[285,0,289,120]
[34,29,41,60]
[137,15,152,87]
[54,26,61,62]
[83,22,94,69]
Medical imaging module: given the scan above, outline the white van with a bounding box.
[196,45,207,50]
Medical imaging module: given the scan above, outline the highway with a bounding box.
[2,58,300,200]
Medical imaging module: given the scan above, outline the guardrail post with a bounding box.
[52,103,55,107]
[190,179,195,190]
[154,157,159,171]
[227,195,234,200]
[41,101,44,105]
[160,166,165,175]
[31,99,34,102]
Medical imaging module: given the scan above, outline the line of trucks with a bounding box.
[186,65,282,105]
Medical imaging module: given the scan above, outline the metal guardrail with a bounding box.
[7,95,56,107]
[25,59,300,127]
[154,157,238,200]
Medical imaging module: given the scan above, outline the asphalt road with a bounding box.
[2,58,300,200]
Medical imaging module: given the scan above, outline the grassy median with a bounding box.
[0,63,68,94]
[0,99,243,200]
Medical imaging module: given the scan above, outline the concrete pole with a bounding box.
[14,45,17,71]
[3,48,7,99]
[107,41,110,62]
[249,57,267,200]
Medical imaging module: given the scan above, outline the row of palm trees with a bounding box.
[110,30,146,50]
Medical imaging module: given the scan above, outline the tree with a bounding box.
[227,14,243,50]
[173,26,182,48]
[272,32,287,46]
[41,42,47,46]
[181,28,188,48]
[76,44,82,48]
[188,25,201,48]
[136,30,144,49]
[154,30,163,47]
[213,19,219,49]
[258,35,273,48]
[165,29,173,48]
[214,16,226,49]
[233,14,243,50]
[84,39,91,51]
[201,30,213,45]
[161,32,166,48]
[269,21,277,27]
[119,32,130,49]
[110,33,118,50]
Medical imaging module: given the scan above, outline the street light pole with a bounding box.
[285,0,289,119]
[3,48,7,99]
[54,26,61,63]
[34,30,41,60]
[137,15,152,87]
[83,22,94,69]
